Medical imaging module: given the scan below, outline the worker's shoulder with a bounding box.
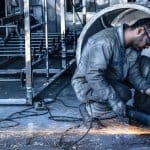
[88,27,117,45]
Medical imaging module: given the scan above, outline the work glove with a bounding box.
[109,98,126,117]
[112,101,126,117]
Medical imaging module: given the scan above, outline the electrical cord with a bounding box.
[0,106,49,128]
[45,102,82,122]
[0,79,116,149]
[56,97,79,109]
[0,118,20,128]
[43,81,117,149]
[56,102,93,150]
[58,122,91,150]
[40,81,92,149]
[44,81,82,122]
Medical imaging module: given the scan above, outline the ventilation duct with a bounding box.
[76,4,150,64]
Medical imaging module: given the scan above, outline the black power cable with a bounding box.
[58,122,92,150]
[0,118,20,128]
[58,104,93,150]
[41,81,92,149]
[41,80,116,149]
[56,97,79,109]
[0,106,49,128]
[0,79,116,149]
[43,81,82,122]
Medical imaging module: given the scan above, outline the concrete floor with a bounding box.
[0,74,150,150]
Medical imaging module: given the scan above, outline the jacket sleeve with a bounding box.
[85,40,121,104]
[127,56,150,93]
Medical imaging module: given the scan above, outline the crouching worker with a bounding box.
[71,18,150,128]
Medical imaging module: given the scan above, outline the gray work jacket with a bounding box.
[71,25,150,103]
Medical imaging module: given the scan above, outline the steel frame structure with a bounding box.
[0,0,75,105]
[1,1,149,105]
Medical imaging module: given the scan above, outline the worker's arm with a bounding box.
[85,39,126,116]
[127,56,150,94]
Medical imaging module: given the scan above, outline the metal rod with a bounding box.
[19,30,24,52]
[82,0,87,25]
[60,0,66,69]
[0,46,54,49]
[24,0,32,104]
[0,69,60,75]
[72,0,76,52]
[0,60,75,105]
[0,25,17,28]
[0,78,21,82]
[55,0,58,32]
[5,0,8,37]
[44,0,49,78]
[42,0,45,32]
[0,99,27,105]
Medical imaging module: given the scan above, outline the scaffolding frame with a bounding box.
[0,0,75,105]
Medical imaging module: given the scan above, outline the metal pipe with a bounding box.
[127,107,150,126]
[0,69,60,75]
[41,0,45,32]
[82,0,86,25]
[0,25,17,28]
[60,0,66,69]
[0,99,27,105]
[76,4,150,64]
[55,0,58,32]
[72,0,76,52]
[44,0,49,78]
[5,0,8,37]
[31,23,44,31]
[24,0,32,104]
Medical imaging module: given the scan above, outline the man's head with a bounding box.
[125,18,150,51]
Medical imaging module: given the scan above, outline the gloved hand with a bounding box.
[112,101,126,117]
[109,98,126,117]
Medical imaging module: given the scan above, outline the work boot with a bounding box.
[79,103,103,129]
[79,103,92,128]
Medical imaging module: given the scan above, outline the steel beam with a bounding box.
[0,99,27,105]
[0,78,21,82]
[24,0,32,104]
[60,0,67,69]
[82,0,86,25]
[72,0,76,52]
[44,0,49,78]
[0,59,75,105]
[5,0,8,37]
[0,69,60,75]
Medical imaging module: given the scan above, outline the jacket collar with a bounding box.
[116,25,125,48]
